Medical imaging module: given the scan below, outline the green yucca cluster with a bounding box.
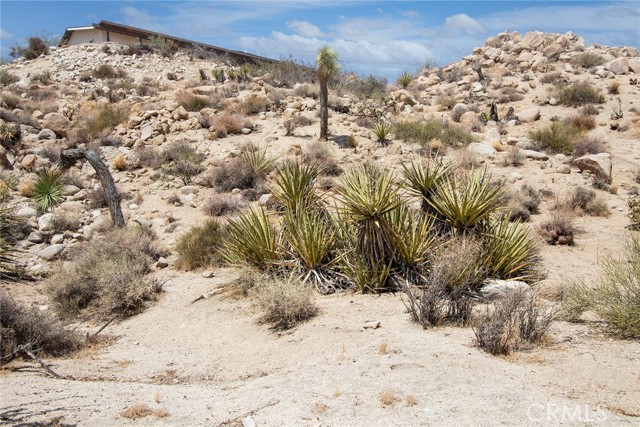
[219,158,541,295]
[32,166,65,212]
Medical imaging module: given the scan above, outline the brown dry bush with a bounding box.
[212,113,252,135]
[203,193,244,217]
[175,219,226,270]
[608,81,620,95]
[496,87,524,104]
[572,136,607,157]
[210,157,266,193]
[93,64,127,79]
[303,141,343,176]
[506,185,540,222]
[134,145,164,169]
[253,276,318,330]
[46,227,166,320]
[241,95,269,115]
[566,114,596,131]
[175,91,214,112]
[1,292,82,359]
[473,291,556,355]
[537,214,576,245]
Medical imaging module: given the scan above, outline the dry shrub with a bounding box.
[18,179,34,197]
[556,81,605,107]
[134,145,164,169]
[112,153,127,171]
[121,404,169,420]
[473,291,556,355]
[175,91,213,112]
[51,212,81,234]
[253,276,318,330]
[379,389,398,406]
[406,395,418,407]
[566,114,596,131]
[505,146,525,167]
[220,268,262,299]
[175,219,225,270]
[506,185,540,222]
[241,95,269,115]
[538,214,575,245]
[210,157,265,192]
[528,121,582,154]
[566,187,609,217]
[496,87,524,104]
[572,136,607,157]
[608,81,620,95]
[46,227,166,319]
[93,64,127,79]
[0,292,82,359]
[80,105,130,140]
[212,113,251,135]
[346,134,358,148]
[203,193,244,217]
[303,141,343,176]
[571,52,606,69]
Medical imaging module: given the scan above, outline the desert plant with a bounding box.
[212,113,251,135]
[32,166,64,212]
[253,276,318,330]
[241,95,269,115]
[538,214,575,245]
[175,219,226,270]
[372,121,392,145]
[0,293,82,360]
[135,145,163,169]
[302,141,342,176]
[10,35,49,60]
[571,52,606,69]
[210,157,265,193]
[81,104,130,140]
[93,64,127,79]
[556,81,605,107]
[483,216,541,282]
[572,136,607,156]
[396,71,413,89]
[562,233,640,338]
[0,203,24,280]
[607,81,620,95]
[566,113,596,131]
[272,161,322,212]
[629,196,640,230]
[31,69,52,84]
[0,122,21,150]
[222,206,280,270]
[428,169,502,233]
[528,121,582,154]
[394,119,473,147]
[474,291,556,355]
[148,35,177,57]
[241,143,275,176]
[0,70,19,86]
[46,227,165,319]
[340,74,388,100]
[112,153,128,171]
[163,142,205,185]
[387,204,436,277]
[567,187,609,217]
[175,92,213,112]
[402,158,453,213]
[203,193,244,217]
[316,46,340,141]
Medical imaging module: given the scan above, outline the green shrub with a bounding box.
[372,121,392,145]
[556,81,605,107]
[222,206,280,270]
[571,52,606,69]
[10,36,49,60]
[562,233,640,338]
[396,71,413,89]
[46,227,165,320]
[528,121,582,154]
[394,119,474,146]
[175,219,225,270]
[32,166,64,212]
[402,158,452,213]
[0,293,82,359]
[272,161,321,212]
[0,122,22,150]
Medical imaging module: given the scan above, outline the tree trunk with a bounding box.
[319,78,329,141]
[61,148,125,228]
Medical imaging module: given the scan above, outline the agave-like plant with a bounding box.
[396,71,414,89]
[271,161,322,212]
[340,249,393,293]
[428,169,502,233]
[241,143,275,176]
[222,206,280,270]
[483,216,541,282]
[336,163,402,287]
[387,204,436,278]
[372,121,392,145]
[402,158,452,213]
[32,165,64,212]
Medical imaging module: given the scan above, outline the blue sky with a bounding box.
[1,1,639,78]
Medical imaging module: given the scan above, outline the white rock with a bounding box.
[39,244,65,261]
[480,279,531,301]
[468,143,497,155]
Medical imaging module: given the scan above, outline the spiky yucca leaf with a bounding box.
[428,169,502,232]
[272,161,322,212]
[283,207,335,272]
[32,166,64,212]
[341,250,393,293]
[402,158,452,213]
[222,206,279,270]
[387,204,436,272]
[483,216,541,282]
[241,144,275,175]
[396,71,414,89]
[372,121,392,144]
[337,164,402,269]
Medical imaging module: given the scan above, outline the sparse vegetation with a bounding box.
[538,214,576,245]
[0,70,19,86]
[253,276,318,330]
[79,104,130,141]
[175,219,226,270]
[176,91,214,112]
[571,52,606,69]
[394,119,474,147]
[32,166,64,212]
[528,120,583,154]
[572,136,607,156]
[10,35,49,60]
[556,81,605,107]
[396,71,413,89]
[93,64,127,79]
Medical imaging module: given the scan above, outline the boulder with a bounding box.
[542,43,563,59]
[607,58,629,75]
[172,106,188,120]
[573,153,612,183]
[393,90,416,106]
[140,124,154,141]
[42,113,71,136]
[37,129,56,140]
[518,107,541,123]
[522,150,549,160]
[39,244,66,261]
[480,279,531,301]
[628,57,640,74]
[21,154,37,170]
[38,213,55,232]
[468,143,497,155]
[16,206,38,219]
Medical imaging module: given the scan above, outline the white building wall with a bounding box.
[67,29,104,45]
[107,32,142,45]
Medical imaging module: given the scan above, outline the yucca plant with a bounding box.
[341,249,393,293]
[272,161,322,212]
[337,164,402,290]
[428,169,502,233]
[222,206,280,270]
[483,216,541,282]
[402,158,452,213]
[211,68,224,82]
[32,166,65,212]
[241,144,275,176]
[0,203,22,280]
[396,71,414,89]
[387,204,436,279]
[372,121,392,145]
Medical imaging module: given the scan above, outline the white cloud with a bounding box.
[121,6,162,32]
[287,20,324,38]
[444,14,486,35]
[0,28,13,40]
[401,10,420,18]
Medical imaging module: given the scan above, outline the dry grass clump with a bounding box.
[212,113,252,136]
[565,186,610,217]
[379,389,398,406]
[79,104,130,140]
[556,81,605,107]
[303,141,343,176]
[528,120,582,154]
[210,145,273,193]
[240,95,269,115]
[18,179,34,197]
[608,81,620,95]
[562,233,640,338]
[473,291,556,355]
[572,136,607,157]
[175,219,226,270]
[566,113,596,131]
[175,91,215,112]
[46,227,166,320]
[253,276,318,330]
[112,153,128,171]
[537,214,576,245]
[506,185,540,222]
[121,404,170,420]
[134,145,164,169]
[93,64,127,79]
[395,119,474,147]
[163,141,205,184]
[1,292,82,359]
[496,87,524,104]
[203,193,244,217]
[0,69,19,86]
[571,52,606,69]
[505,146,525,167]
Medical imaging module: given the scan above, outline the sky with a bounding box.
[1,1,639,79]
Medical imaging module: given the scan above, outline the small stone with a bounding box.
[39,244,65,261]
[363,321,381,329]
[37,128,56,140]
[155,257,168,269]
[202,270,215,278]
[480,279,531,301]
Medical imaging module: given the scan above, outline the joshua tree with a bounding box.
[316,46,339,141]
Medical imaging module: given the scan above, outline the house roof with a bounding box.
[59,20,276,64]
